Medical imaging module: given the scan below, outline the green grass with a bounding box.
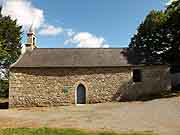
[0,128,158,135]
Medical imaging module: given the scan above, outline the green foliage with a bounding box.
[128,10,168,64]
[0,80,8,98]
[0,7,22,77]
[128,0,180,65]
[0,17,22,67]
[164,0,180,64]
[0,7,22,97]
[0,128,158,135]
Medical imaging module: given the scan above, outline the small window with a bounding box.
[133,69,142,82]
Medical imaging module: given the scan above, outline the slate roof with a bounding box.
[11,48,132,68]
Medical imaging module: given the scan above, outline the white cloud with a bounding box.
[166,0,178,5]
[1,0,44,30]
[0,0,110,46]
[39,24,64,36]
[1,0,65,37]
[66,32,109,48]
[103,44,110,48]
[66,29,75,37]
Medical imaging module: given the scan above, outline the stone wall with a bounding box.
[9,66,171,107]
[171,73,180,90]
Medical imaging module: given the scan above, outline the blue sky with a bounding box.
[1,0,169,48]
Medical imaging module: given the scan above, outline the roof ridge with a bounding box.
[11,47,131,68]
[35,48,128,50]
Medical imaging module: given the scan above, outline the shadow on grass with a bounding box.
[0,102,8,109]
[133,91,180,102]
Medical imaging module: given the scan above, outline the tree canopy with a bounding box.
[128,0,180,65]
[0,7,22,78]
[0,7,22,97]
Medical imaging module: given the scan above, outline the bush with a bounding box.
[0,80,9,98]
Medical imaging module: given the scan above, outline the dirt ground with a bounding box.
[0,96,180,135]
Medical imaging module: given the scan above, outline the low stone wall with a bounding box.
[9,66,171,107]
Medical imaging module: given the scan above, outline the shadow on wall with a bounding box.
[112,71,172,102]
[113,48,173,101]
[170,65,180,91]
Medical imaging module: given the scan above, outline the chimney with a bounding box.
[25,25,36,50]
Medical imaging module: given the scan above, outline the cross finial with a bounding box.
[29,23,35,33]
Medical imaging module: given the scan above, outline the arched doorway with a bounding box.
[76,84,86,104]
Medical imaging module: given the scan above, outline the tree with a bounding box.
[0,7,22,97]
[164,0,180,64]
[128,10,168,64]
[128,0,180,65]
[0,7,22,77]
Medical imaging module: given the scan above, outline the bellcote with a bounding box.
[25,25,36,50]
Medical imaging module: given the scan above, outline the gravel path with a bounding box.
[0,96,180,135]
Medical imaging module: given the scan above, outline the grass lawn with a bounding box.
[0,128,158,135]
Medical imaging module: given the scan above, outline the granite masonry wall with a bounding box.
[9,66,171,107]
[171,73,180,89]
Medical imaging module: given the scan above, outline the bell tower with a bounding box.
[25,25,36,49]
